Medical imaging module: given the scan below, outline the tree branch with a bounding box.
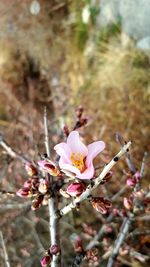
[0,135,29,163]
[0,231,11,267]
[107,216,132,267]
[44,107,61,267]
[59,141,132,217]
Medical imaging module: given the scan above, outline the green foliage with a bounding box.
[97,22,121,45]
[75,19,89,51]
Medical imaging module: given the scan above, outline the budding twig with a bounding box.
[107,151,147,267]
[44,107,61,267]
[59,141,132,216]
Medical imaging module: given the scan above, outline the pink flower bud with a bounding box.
[31,177,39,191]
[25,162,38,176]
[23,179,32,188]
[112,208,119,216]
[126,177,136,187]
[86,248,99,263]
[76,106,84,118]
[38,160,60,176]
[123,197,133,211]
[105,226,113,233]
[16,187,32,198]
[40,254,51,267]
[38,179,49,194]
[49,244,60,255]
[73,236,84,253]
[90,197,112,214]
[66,183,86,197]
[134,171,141,182]
[63,125,69,137]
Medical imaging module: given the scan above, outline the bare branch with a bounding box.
[44,107,61,267]
[107,216,132,267]
[116,133,136,173]
[0,135,29,163]
[140,152,148,178]
[0,231,11,267]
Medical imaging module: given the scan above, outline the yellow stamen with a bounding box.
[70,152,85,171]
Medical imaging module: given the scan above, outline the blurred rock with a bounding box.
[136,37,150,54]
[98,0,150,48]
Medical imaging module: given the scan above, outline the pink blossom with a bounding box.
[54,131,105,180]
[66,182,86,197]
[40,254,51,267]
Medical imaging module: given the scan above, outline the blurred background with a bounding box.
[0,1,149,266]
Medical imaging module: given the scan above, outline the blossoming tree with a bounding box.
[0,107,149,267]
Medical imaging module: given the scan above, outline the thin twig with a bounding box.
[107,216,132,267]
[44,107,61,267]
[59,141,132,217]
[116,133,136,173]
[23,217,45,254]
[44,107,51,158]
[107,151,147,267]
[86,214,113,250]
[86,185,128,250]
[0,231,11,267]
[0,135,29,163]
[49,0,72,14]
[140,152,148,178]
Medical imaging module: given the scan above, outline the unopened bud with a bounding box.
[73,236,84,253]
[76,106,84,118]
[90,197,112,214]
[112,208,119,216]
[40,254,51,267]
[31,195,44,210]
[86,248,99,263]
[134,171,141,182]
[16,187,32,198]
[123,197,133,211]
[80,117,88,126]
[38,160,60,176]
[63,125,69,137]
[42,194,50,205]
[126,177,136,187]
[38,179,49,194]
[66,183,86,197]
[49,244,60,255]
[25,162,38,176]
[23,179,32,188]
[31,177,39,190]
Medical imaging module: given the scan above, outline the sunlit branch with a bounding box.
[44,107,61,267]
[59,141,132,217]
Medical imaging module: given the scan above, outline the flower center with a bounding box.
[70,152,85,172]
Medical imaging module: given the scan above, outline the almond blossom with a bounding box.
[54,131,105,180]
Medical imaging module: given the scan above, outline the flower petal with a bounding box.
[86,141,105,166]
[77,163,95,180]
[54,142,72,163]
[59,157,81,175]
[59,163,80,175]
[67,131,88,156]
